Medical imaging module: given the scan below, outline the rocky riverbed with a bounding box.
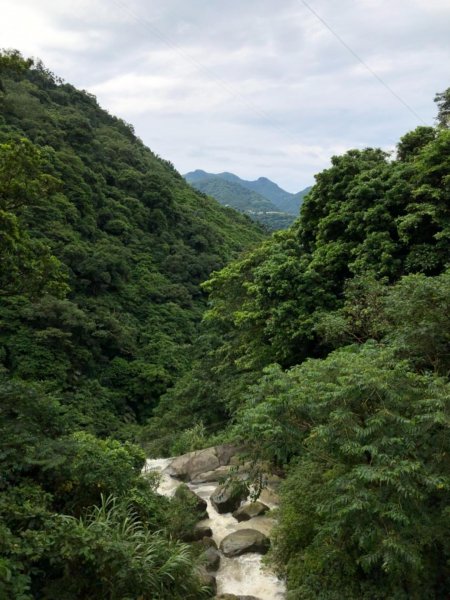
[144,446,286,600]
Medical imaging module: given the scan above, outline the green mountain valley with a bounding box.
[1,50,449,600]
[184,169,311,230]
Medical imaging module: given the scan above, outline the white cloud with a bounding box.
[0,0,448,190]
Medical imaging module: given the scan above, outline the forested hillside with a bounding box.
[227,174,310,214]
[0,50,265,428]
[0,50,264,599]
[185,169,311,217]
[152,92,450,598]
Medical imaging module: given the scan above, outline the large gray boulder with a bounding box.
[232,500,269,522]
[210,483,247,514]
[219,529,270,557]
[216,443,240,465]
[191,465,234,484]
[168,444,238,482]
[169,447,219,481]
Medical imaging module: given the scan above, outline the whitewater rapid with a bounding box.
[145,457,286,599]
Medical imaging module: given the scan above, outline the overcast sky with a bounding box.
[1,0,449,191]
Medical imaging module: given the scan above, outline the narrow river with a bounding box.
[145,457,286,599]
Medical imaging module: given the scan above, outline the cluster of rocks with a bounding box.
[167,444,239,482]
[164,445,276,599]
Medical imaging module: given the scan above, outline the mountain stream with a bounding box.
[145,457,286,599]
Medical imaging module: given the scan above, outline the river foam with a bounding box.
[145,457,285,600]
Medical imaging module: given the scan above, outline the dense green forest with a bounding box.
[0,50,265,428]
[1,47,449,599]
[152,93,450,597]
[0,50,264,599]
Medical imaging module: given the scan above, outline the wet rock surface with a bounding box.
[233,501,269,521]
[204,545,221,571]
[191,465,235,484]
[219,529,270,557]
[168,444,238,481]
[211,483,247,514]
[170,447,219,481]
[145,453,285,599]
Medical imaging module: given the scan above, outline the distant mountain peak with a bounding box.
[184,170,311,216]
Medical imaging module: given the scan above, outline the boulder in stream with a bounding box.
[232,500,269,521]
[203,545,221,571]
[216,443,240,465]
[191,465,234,484]
[170,447,219,481]
[168,444,239,481]
[219,529,270,557]
[210,483,247,514]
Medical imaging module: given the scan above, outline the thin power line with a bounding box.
[296,0,427,125]
[110,0,303,146]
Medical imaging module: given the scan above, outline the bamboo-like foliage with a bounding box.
[48,495,208,600]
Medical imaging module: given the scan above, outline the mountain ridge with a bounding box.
[184,171,296,230]
[184,169,311,215]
